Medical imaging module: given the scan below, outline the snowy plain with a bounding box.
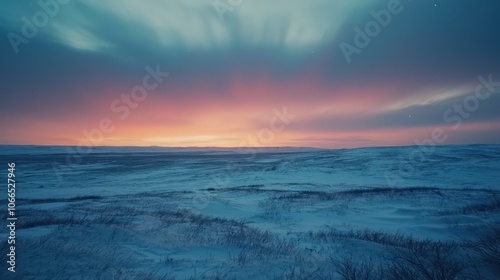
[0,144,499,279]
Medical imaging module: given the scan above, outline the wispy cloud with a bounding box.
[385,85,476,111]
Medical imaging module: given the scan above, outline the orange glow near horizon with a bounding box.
[2,74,499,149]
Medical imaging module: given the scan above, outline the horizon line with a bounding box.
[0,143,498,151]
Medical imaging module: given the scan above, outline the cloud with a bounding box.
[1,0,499,148]
[51,22,112,52]
[1,0,374,54]
[384,85,476,111]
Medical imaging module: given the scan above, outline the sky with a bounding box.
[1,0,499,148]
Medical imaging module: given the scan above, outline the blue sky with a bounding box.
[1,0,499,147]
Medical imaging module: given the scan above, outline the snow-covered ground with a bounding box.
[1,145,499,279]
